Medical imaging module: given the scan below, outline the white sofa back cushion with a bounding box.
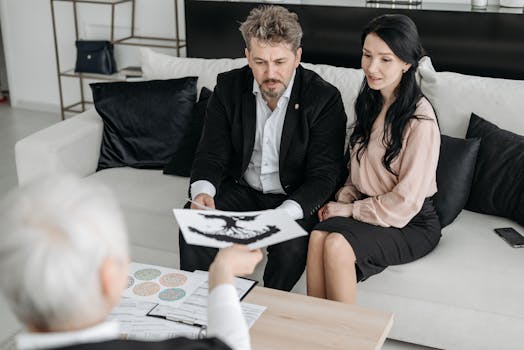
[419,56,524,137]
[301,62,364,148]
[141,48,247,96]
[141,48,363,149]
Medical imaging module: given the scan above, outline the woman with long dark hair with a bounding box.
[306,14,441,304]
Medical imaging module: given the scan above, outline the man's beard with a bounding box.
[260,79,287,99]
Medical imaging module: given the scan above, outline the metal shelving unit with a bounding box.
[50,0,185,119]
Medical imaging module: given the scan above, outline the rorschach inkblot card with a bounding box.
[173,209,307,249]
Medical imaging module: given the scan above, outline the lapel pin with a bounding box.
[294,103,299,110]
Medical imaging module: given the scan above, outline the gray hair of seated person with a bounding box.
[0,175,129,332]
[239,5,303,52]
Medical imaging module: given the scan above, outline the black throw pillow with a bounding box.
[433,135,480,227]
[163,87,212,177]
[92,77,197,170]
[465,113,524,225]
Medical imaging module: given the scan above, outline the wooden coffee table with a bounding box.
[244,287,393,350]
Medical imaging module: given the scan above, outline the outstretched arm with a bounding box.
[207,245,262,350]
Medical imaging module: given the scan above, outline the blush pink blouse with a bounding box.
[342,97,440,228]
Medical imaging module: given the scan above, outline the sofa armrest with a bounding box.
[15,109,104,185]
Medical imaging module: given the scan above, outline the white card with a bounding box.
[173,208,308,249]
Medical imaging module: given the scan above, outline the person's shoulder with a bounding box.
[406,96,440,138]
[214,65,252,99]
[52,337,231,350]
[216,65,251,85]
[414,96,437,121]
[298,65,341,98]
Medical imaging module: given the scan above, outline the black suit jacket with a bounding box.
[191,65,347,217]
[53,337,230,350]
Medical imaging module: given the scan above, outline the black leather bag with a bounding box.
[75,40,117,75]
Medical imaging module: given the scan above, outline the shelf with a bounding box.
[51,0,183,120]
[52,0,132,4]
[60,68,127,81]
[63,101,94,114]
[201,0,524,14]
[114,36,187,50]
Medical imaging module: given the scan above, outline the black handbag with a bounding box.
[75,40,117,75]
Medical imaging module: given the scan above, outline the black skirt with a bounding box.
[313,198,442,282]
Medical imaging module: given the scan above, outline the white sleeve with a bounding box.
[276,199,304,220]
[207,284,251,350]
[190,180,217,200]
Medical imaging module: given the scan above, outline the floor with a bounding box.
[0,105,437,350]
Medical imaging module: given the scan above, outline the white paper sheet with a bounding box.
[173,208,308,249]
[108,298,202,340]
[111,262,265,340]
[193,270,257,300]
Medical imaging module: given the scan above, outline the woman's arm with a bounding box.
[352,117,440,228]
[335,163,362,204]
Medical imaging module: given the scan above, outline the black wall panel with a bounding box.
[185,0,524,79]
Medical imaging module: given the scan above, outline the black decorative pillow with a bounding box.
[465,113,524,225]
[91,77,197,170]
[433,134,481,228]
[163,87,212,177]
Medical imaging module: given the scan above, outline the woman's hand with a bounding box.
[318,201,353,222]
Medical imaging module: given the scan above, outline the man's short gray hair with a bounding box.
[239,5,303,52]
[0,175,129,331]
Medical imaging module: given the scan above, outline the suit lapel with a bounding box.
[241,90,256,173]
[280,66,302,166]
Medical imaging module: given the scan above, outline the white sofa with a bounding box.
[15,50,524,350]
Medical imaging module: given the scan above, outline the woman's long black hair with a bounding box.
[350,14,426,175]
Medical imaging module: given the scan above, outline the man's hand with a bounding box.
[318,201,353,222]
[208,245,263,290]
[191,193,216,210]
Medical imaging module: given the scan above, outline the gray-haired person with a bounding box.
[0,175,262,350]
[180,5,347,292]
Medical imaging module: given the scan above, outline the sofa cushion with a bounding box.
[163,87,212,177]
[141,49,363,150]
[418,56,524,138]
[141,48,246,97]
[90,168,189,253]
[357,209,524,320]
[91,77,197,170]
[465,114,524,225]
[356,210,524,350]
[434,135,480,228]
[301,62,363,149]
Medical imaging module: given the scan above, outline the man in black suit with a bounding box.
[180,5,347,291]
[0,175,262,350]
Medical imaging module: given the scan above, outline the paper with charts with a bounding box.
[112,264,265,341]
[123,262,206,307]
[148,270,264,329]
[173,208,308,249]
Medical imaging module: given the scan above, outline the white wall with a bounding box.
[1,0,58,112]
[0,0,185,113]
[0,0,496,113]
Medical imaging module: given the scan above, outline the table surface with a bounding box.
[244,287,393,350]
